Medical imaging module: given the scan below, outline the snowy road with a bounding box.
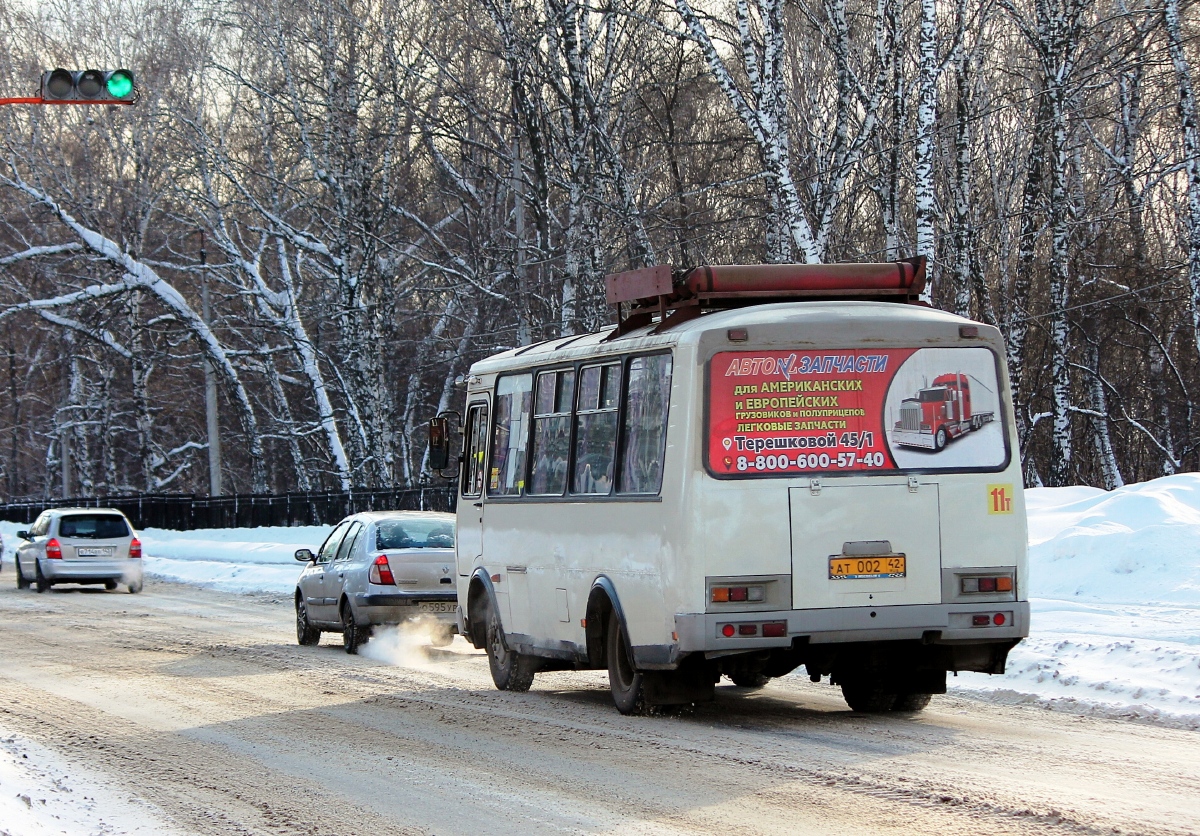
[1,571,1198,836]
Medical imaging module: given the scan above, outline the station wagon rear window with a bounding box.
[58,514,130,539]
[708,347,1007,476]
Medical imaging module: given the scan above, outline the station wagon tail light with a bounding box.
[369,555,396,585]
[129,538,142,558]
[45,538,62,559]
[711,585,764,603]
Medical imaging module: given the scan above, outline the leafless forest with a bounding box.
[0,0,1198,496]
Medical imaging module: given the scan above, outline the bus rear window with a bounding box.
[708,347,1007,476]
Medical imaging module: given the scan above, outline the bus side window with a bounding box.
[489,374,533,495]
[529,369,574,495]
[572,363,621,495]
[618,354,673,494]
[462,402,489,498]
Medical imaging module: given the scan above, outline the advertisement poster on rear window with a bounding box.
[707,347,1007,476]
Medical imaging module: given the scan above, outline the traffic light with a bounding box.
[40,68,135,104]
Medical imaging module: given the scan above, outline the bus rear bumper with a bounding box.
[674,601,1030,654]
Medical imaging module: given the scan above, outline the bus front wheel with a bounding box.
[606,618,648,715]
[485,604,537,692]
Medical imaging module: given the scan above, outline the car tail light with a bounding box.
[129,538,142,558]
[369,555,395,585]
[45,538,62,559]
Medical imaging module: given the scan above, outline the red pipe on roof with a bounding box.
[681,258,924,295]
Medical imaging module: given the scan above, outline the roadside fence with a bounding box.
[0,487,457,531]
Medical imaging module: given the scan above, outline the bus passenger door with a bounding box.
[457,400,489,584]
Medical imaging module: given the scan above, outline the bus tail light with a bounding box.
[369,555,396,585]
[721,624,736,637]
[762,622,787,637]
[993,613,1006,626]
[45,538,62,559]
[972,615,990,626]
[711,585,764,603]
[960,574,1014,594]
[738,624,757,636]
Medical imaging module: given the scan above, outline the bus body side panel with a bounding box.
[480,501,671,659]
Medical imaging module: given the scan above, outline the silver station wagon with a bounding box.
[293,510,458,653]
[14,508,144,593]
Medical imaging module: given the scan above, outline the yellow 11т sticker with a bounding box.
[987,484,1014,514]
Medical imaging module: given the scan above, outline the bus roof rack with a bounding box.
[604,256,926,339]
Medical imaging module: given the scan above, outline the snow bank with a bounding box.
[950,474,1200,724]
[138,525,328,596]
[1024,474,1200,606]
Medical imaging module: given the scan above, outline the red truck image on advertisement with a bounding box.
[891,373,995,451]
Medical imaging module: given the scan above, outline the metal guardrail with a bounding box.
[0,487,458,531]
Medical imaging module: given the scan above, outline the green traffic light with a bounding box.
[106,70,133,98]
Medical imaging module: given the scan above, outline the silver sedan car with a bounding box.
[293,511,457,653]
[14,508,144,593]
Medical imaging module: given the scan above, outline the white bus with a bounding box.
[429,259,1028,714]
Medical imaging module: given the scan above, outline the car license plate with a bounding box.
[76,547,114,557]
[829,555,906,579]
[417,601,456,614]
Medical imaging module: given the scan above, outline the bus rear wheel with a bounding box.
[893,692,933,712]
[840,680,897,713]
[485,604,536,692]
[606,617,648,715]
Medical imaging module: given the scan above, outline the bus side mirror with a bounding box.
[428,416,451,471]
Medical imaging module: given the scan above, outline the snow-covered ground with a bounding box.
[0,726,180,836]
[2,475,1199,727]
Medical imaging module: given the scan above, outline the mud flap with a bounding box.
[643,656,717,705]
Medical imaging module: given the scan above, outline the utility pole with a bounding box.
[199,236,223,496]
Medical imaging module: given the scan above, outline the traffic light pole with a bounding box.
[1,98,134,106]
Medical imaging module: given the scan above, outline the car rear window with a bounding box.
[375,519,455,550]
[58,514,130,539]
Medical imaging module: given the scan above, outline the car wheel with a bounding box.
[606,617,648,715]
[35,562,50,593]
[729,672,771,689]
[484,601,536,691]
[296,596,321,646]
[128,580,143,594]
[934,427,947,451]
[893,692,933,713]
[840,680,897,713]
[104,580,118,591]
[16,559,30,590]
[341,602,368,654]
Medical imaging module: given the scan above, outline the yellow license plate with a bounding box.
[829,555,906,579]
